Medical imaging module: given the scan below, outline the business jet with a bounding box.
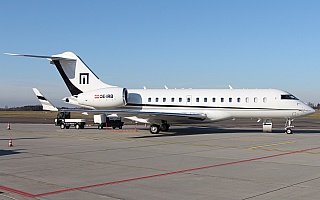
[6,52,315,134]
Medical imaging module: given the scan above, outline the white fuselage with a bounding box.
[88,88,314,123]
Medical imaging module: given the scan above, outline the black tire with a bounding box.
[150,124,160,134]
[286,128,293,134]
[60,123,65,129]
[66,126,70,129]
[98,125,102,130]
[160,124,170,132]
[119,126,122,129]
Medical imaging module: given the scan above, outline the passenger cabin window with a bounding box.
[204,98,207,102]
[245,97,249,103]
[171,98,174,102]
[237,98,241,103]
[187,97,191,102]
[196,98,200,102]
[148,97,151,102]
[212,98,216,102]
[281,95,298,100]
[221,98,224,103]
[163,98,166,102]
[155,98,159,102]
[179,97,182,102]
[254,97,258,103]
[229,98,232,103]
[263,97,267,103]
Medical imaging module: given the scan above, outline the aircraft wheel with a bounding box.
[150,124,160,134]
[60,123,65,129]
[286,128,293,134]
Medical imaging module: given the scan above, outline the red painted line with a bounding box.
[0,185,35,198]
[2,146,319,198]
[32,145,320,197]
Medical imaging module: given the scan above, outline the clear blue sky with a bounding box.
[1,0,320,107]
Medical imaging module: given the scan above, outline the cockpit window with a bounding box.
[281,94,299,100]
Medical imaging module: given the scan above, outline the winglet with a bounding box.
[32,88,59,111]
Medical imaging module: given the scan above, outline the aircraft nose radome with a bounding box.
[309,108,316,114]
[304,105,315,115]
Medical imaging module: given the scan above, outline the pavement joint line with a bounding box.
[1,145,316,198]
[242,176,320,200]
[252,147,320,154]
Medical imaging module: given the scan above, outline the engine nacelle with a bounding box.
[77,87,128,108]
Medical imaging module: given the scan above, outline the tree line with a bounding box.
[0,105,43,111]
[307,103,320,110]
[0,105,85,111]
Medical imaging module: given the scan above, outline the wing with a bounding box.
[62,109,207,124]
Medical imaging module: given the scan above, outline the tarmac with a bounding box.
[0,120,320,200]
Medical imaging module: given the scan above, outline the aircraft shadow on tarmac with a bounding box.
[0,149,24,156]
[0,137,48,141]
[132,127,320,138]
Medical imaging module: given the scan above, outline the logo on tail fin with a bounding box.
[80,73,89,84]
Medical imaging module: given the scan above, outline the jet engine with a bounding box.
[77,87,128,108]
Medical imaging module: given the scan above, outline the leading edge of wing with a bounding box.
[4,53,76,61]
[61,109,207,120]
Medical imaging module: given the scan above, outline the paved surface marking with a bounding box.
[0,145,315,198]
[0,186,34,198]
[247,141,295,150]
[1,124,320,199]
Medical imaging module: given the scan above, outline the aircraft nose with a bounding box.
[303,104,315,115]
[309,107,316,114]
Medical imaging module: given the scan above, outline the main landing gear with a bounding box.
[262,118,295,134]
[149,122,170,134]
[285,118,294,134]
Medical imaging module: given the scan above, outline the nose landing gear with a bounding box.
[285,118,294,134]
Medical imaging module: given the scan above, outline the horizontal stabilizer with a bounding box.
[32,88,58,111]
[5,53,76,61]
